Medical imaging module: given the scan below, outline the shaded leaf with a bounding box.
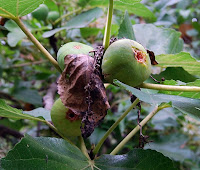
[118,10,135,40]
[23,108,51,121]
[145,133,196,163]
[151,107,178,130]
[0,99,45,122]
[153,67,197,83]
[0,135,177,170]
[12,88,42,106]
[114,80,200,118]
[0,0,44,18]
[58,54,110,137]
[43,7,103,38]
[0,134,89,169]
[156,52,200,76]
[95,149,177,170]
[4,20,26,47]
[133,24,183,55]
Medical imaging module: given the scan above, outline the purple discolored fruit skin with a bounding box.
[102,39,151,87]
[51,98,81,137]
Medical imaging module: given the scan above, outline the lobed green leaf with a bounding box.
[156,52,200,76]
[0,0,44,19]
[114,80,200,119]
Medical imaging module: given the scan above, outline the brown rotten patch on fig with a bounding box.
[57,54,110,138]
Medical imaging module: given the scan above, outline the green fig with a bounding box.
[57,42,93,70]
[51,98,81,137]
[102,39,151,87]
[47,11,60,23]
[32,4,49,21]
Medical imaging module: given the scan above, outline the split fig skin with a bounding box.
[57,42,93,70]
[51,98,81,137]
[102,39,151,87]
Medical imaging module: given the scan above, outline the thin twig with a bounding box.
[110,104,169,155]
[93,98,140,155]
[139,83,200,92]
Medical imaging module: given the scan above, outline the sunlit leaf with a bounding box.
[156,52,200,76]
[0,0,44,18]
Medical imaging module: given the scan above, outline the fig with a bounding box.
[32,4,49,21]
[47,11,60,23]
[102,39,151,87]
[57,42,93,70]
[50,98,81,137]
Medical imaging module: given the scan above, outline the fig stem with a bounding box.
[110,103,169,155]
[139,83,200,92]
[79,136,90,160]
[103,0,114,50]
[13,18,62,73]
[45,121,75,146]
[93,98,140,155]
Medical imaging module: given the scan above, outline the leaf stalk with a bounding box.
[103,0,114,50]
[110,104,169,155]
[13,18,62,73]
[93,98,140,155]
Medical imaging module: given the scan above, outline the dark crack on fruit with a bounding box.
[66,109,80,122]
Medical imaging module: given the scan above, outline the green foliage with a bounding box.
[156,52,200,76]
[0,0,44,18]
[114,80,200,118]
[0,0,200,169]
[0,99,46,122]
[0,134,177,170]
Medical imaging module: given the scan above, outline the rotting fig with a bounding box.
[51,98,81,137]
[102,39,151,87]
[32,4,49,21]
[57,42,93,70]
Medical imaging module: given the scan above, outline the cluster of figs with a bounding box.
[51,39,152,138]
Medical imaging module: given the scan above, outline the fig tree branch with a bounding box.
[13,18,62,73]
[78,136,90,160]
[93,98,140,155]
[103,0,114,50]
[139,83,200,92]
[110,103,170,155]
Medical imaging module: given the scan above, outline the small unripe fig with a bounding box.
[47,11,60,23]
[32,4,49,21]
[102,39,151,87]
[57,42,93,70]
[51,98,81,137]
